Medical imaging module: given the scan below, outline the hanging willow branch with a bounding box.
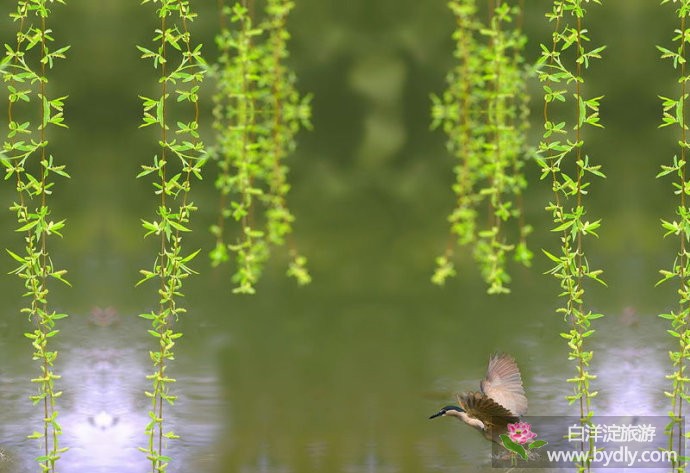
[431,0,531,294]
[137,0,206,471]
[1,1,71,471]
[538,0,605,470]
[211,0,311,294]
[657,1,690,470]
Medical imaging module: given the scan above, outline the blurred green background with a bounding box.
[0,1,684,472]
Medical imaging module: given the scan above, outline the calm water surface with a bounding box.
[0,265,676,473]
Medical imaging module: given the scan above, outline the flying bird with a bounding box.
[429,353,528,443]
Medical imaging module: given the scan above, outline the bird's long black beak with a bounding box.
[429,410,444,419]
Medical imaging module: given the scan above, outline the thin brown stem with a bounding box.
[154,10,168,472]
[217,0,226,31]
[676,13,687,470]
[215,2,230,250]
[39,12,54,472]
[574,13,592,473]
[491,0,502,232]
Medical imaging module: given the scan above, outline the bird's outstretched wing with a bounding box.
[458,391,519,429]
[479,353,528,416]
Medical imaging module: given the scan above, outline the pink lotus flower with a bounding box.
[507,422,538,445]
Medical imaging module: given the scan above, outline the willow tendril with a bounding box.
[510,0,532,268]
[431,0,531,294]
[137,1,206,471]
[210,0,311,294]
[1,1,71,471]
[657,1,690,470]
[537,1,605,471]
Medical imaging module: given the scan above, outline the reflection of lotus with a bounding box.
[507,422,537,445]
[89,306,119,327]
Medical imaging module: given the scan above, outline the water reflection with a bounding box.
[59,310,149,473]
[594,312,668,417]
[343,444,398,473]
[0,307,222,473]
[240,447,291,473]
[0,294,680,473]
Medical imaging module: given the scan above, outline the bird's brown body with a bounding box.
[429,353,528,443]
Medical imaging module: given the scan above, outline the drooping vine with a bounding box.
[210,0,311,294]
[657,1,690,470]
[1,1,71,471]
[431,0,532,294]
[537,0,605,470]
[137,0,206,471]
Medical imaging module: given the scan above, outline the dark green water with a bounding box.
[0,1,684,472]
